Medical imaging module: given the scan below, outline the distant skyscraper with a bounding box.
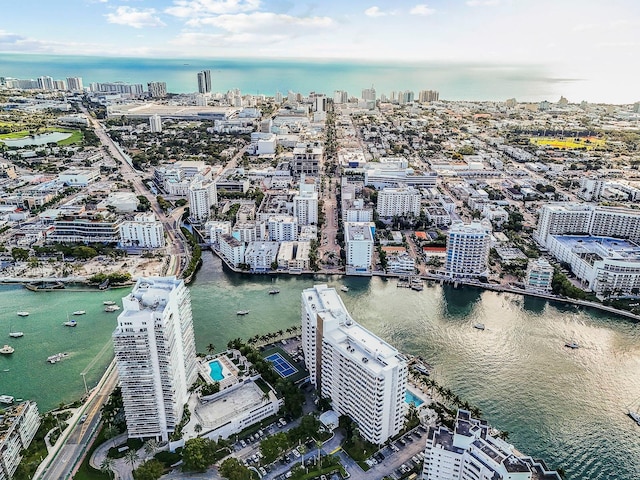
[113,277,198,442]
[197,69,211,94]
[37,76,54,90]
[147,81,167,98]
[149,114,162,133]
[418,89,439,102]
[362,87,376,101]
[66,77,84,91]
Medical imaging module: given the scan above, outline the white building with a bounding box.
[188,175,218,224]
[244,241,279,272]
[301,285,408,445]
[149,114,162,133]
[206,220,232,245]
[525,258,554,293]
[293,177,318,226]
[376,186,421,217]
[268,215,299,242]
[423,409,561,480]
[112,277,198,442]
[445,221,492,278]
[99,192,139,213]
[119,212,165,249]
[219,234,246,268]
[58,167,100,187]
[344,222,375,274]
[0,401,40,480]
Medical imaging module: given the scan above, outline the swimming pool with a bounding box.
[405,391,424,407]
[209,360,224,381]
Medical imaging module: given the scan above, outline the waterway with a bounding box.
[1,252,639,479]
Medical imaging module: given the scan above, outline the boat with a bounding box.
[0,345,15,355]
[236,310,250,315]
[103,301,116,305]
[565,340,579,349]
[63,320,77,327]
[9,332,24,338]
[104,305,120,312]
[628,410,640,426]
[340,285,349,292]
[47,352,69,364]
[268,289,280,295]
[16,311,29,317]
[73,310,86,315]
[0,395,14,404]
[473,323,486,331]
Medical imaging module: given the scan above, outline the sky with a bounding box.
[0,0,638,100]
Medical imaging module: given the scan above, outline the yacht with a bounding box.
[473,323,486,331]
[268,289,280,295]
[63,319,77,327]
[47,352,69,364]
[628,410,640,426]
[340,285,349,292]
[9,332,24,338]
[0,395,14,404]
[16,311,29,317]
[0,345,15,355]
[103,301,116,306]
[73,310,86,315]
[104,305,120,312]
[565,340,579,349]
[236,310,250,315]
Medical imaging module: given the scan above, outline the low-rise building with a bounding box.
[244,241,279,272]
[525,258,554,293]
[219,234,245,268]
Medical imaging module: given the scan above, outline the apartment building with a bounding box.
[293,178,318,226]
[344,222,375,274]
[0,401,40,480]
[268,215,299,242]
[188,174,218,224]
[112,277,198,442]
[219,234,246,268]
[445,221,492,279]
[301,285,407,445]
[49,214,121,244]
[119,212,165,249]
[376,186,421,217]
[525,258,554,293]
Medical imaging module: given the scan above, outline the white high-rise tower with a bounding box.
[112,277,198,441]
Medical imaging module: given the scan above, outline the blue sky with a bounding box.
[0,0,637,65]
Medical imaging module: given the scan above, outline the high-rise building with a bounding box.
[119,212,165,249]
[66,76,84,91]
[197,69,211,94]
[376,186,421,217]
[333,90,348,104]
[149,114,162,133]
[113,277,198,441]
[525,258,554,293]
[293,176,318,226]
[301,285,407,445]
[418,90,439,102]
[0,401,40,479]
[188,174,218,224]
[362,87,377,101]
[147,81,167,98]
[37,76,54,90]
[445,221,492,278]
[344,222,375,274]
[423,409,561,480]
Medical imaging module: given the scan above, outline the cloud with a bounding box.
[364,6,387,17]
[186,12,333,34]
[0,29,119,56]
[105,6,166,28]
[410,4,436,16]
[166,0,260,18]
[466,0,500,6]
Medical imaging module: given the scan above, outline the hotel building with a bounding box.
[113,277,198,442]
[525,258,554,293]
[0,401,40,480]
[119,212,165,249]
[344,222,375,274]
[188,175,218,224]
[423,409,561,480]
[445,221,492,279]
[376,186,421,218]
[293,178,318,226]
[302,285,408,445]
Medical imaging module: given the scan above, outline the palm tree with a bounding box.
[100,457,115,479]
[206,343,215,355]
[194,423,203,435]
[124,449,139,470]
[143,439,159,459]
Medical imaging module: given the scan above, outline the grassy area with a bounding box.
[530,136,605,150]
[0,129,32,139]
[57,128,84,145]
[0,127,83,145]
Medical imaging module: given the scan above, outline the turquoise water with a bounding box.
[405,391,424,407]
[209,360,224,381]
[0,53,566,102]
[2,253,640,479]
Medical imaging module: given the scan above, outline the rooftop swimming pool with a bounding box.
[405,390,424,407]
[209,360,224,381]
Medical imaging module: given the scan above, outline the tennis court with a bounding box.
[265,352,297,378]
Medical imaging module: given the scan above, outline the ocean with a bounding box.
[2,253,640,479]
[0,53,599,103]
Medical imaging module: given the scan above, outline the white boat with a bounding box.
[268,289,280,295]
[236,310,250,315]
[104,305,120,312]
[0,345,15,355]
[73,310,86,315]
[103,301,116,305]
[473,323,486,331]
[16,311,29,317]
[9,332,24,338]
[63,320,77,327]
[628,410,640,426]
[47,352,69,364]
[340,285,349,292]
[0,395,14,404]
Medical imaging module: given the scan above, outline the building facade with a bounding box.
[525,258,554,293]
[119,212,165,249]
[112,277,198,442]
[293,179,318,226]
[445,221,492,278]
[376,186,421,217]
[344,222,375,274]
[301,285,407,445]
[188,175,218,224]
[0,401,40,480]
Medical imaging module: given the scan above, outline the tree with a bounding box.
[11,247,30,262]
[206,343,216,355]
[219,457,253,480]
[124,449,140,470]
[100,457,115,479]
[260,432,289,463]
[133,459,165,480]
[195,423,203,435]
[182,437,212,472]
[143,439,159,459]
